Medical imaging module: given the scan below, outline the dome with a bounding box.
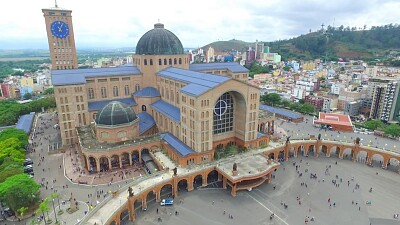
[135,23,184,55]
[96,101,137,126]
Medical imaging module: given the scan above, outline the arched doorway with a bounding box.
[268,152,275,160]
[297,146,304,156]
[330,146,340,157]
[99,157,109,172]
[193,175,202,188]
[387,158,400,172]
[132,150,139,164]
[120,208,129,224]
[133,198,143,212]
[121,152,130,167]
[371,154,384,167]
[320,145,328,157]
[278,150,285,161]
[89,157,97,173]
[111,155,120,169]
[342,148,353,160]
[356,151,368,164]
[146,191,156,207]
[160,184,173,199]
[289,147,295,157]
[207,170,219,185]
[308,145,315,156]
[177,179,188,192]
[142,148,149,155]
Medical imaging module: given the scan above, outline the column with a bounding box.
[142,200,147,210]
[128,199,134,221]
[274,152,278,161]
[382,158,389,169]
[187,179,194,191]
[156,191,161,202]
[327,148,331,158]
[139,151,142,163]
[108,158,112,171]
[129,153,132,166]
[202,175,207,187]
[86,156,91,171]
[231,184,237,197]
[119,155,123,168]
[96,158,101,172]
[222,177,227,189]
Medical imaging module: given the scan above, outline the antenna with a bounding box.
[55,0,58,7]
[321,23,325,30]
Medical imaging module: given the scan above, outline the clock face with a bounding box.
[214,100,228,116]
[51,21,69,38]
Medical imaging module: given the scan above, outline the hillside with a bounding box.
[199,39,253,53]
[267,24,400,60]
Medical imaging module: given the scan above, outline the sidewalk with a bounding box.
[32,201,88,225]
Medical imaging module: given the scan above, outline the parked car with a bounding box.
[160,198,174,206]
[23,158,33,166]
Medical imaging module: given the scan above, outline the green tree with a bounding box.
[0,174,40,212]
[364,120,384,130]
[384,124,400,137]
[299,103,315,114]
[0,128,29,146]
[281,100,292,108]
[0,157,24,182]
[262,93,281,106]
[0,138,26,163]
[23,93,32,100]
[299,99,305,104]
[43,87,54,95]
[51,192,62,211]
[49,194,58,223]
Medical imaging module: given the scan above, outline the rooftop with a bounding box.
[15,112,35,134]
[259,104,303,119]
[133,87,161,98]
[76,125,160,151]
[51,65,141,86]
[216,153,280,182]
[137,112,156,134]
[314,112,353,127]
[150,100,180,123]
[158,67,230,96]
[189,62,249,73]
[160,132,196,157]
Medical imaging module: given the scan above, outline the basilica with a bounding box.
[46,10,271,171]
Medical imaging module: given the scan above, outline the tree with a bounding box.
[17,206,28,217]
[23,93,32,100]
[299,103,315,114]
[262,93,281,106]
[0,157,23,182]
[384,124,400,137]
[51,192,61,211]
[0,128,29,146]
[43,87,54,95]
[299,99,305,104]
[0,174,40,212]
[49,194,58,223]
[0,138,26,163]
[364,120,384,130]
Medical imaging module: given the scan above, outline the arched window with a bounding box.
[124,85,130,96]
[113,86,119,97]
[135,84,140,92]
[101,132,110,138]
[213,92,234,134]
[164,59,167,65]
[144,59,147,65]
[174,58,177,64]
[117,131,127,138]
[150,59,153,65]
[101,87,107,98]
[88,88,94,99]
[159,59,162,65]
[142,105,147,111]
[169,59,172,65]
[179,58,182,64]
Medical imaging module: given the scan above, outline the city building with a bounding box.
[305,95,324,111]
[313,113,353,131]
[369,77,400,122]
[44,7,270,169]
[344,101,361,117]
[322,96,338,113]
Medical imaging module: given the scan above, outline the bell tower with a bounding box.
[42,1,78,70]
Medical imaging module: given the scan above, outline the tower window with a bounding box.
[179,58,182,64]
[88,88,95,99]
[144,59,147,65]
[169,59,172,65]
[174,58,177,65]
[113,86,119,97]
[159,59,162,65]
[101,87,107,98]
[124,85,130,96]
[150,59,153,65]
[164,59,167,65]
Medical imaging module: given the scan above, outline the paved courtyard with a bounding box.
[133,156,400,225]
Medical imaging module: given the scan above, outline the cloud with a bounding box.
[0,0,399,49]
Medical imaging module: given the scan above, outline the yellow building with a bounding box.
[20,77,34,88]
[302,62,316,71]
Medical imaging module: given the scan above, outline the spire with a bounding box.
[55,0,58,8]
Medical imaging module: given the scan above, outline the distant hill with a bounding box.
[267,24,400,60]
[199,39,253,53]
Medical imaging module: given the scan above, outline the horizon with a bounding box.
[0,0,399,50]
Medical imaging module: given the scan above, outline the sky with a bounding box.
[0,0,399,50]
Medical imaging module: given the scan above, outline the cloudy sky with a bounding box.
[0,0,399,50]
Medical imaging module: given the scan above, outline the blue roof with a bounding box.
[150,100,180,123]
[160,133,195,157]
[15,112,35,134]
[133,87,160,98]
[137,112,156,134]
[157,67,230,96]
[88,98,137,111]
[189,62,249,73]
[51,65,142,86]
[257,132,267,139]
[259,104,303,119]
